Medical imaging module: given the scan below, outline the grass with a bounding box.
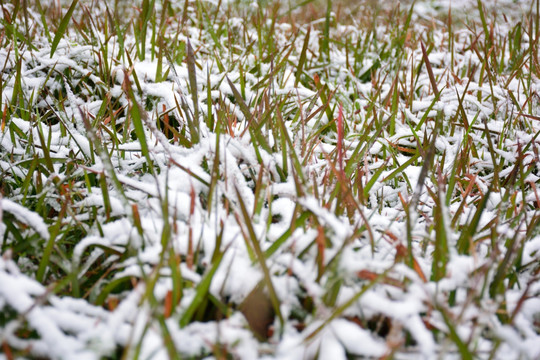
[1,0,540,359]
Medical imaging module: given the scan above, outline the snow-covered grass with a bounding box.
[1,0,540,358]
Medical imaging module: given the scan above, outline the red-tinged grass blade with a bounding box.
[50,0,79,58]
[1,104,7,132]
[451,174,476,228]
[412,256,428,283]
[132,204,144,236]
[164,290,174,318]
[356,270,400,287]
[316,225,325,281]
[1,340,14,359]
[420,41,439,97]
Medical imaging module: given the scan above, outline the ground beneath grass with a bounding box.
[1,0,540,359]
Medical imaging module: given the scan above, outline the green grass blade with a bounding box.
[124,72,155,175]
[179,249,224,327]
[457,186,492,254]
[50,0,79,58]
[295,26,311,87]
[186,39,200,143]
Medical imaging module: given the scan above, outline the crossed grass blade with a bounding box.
[233,185,285,334]
[178,237,227,328]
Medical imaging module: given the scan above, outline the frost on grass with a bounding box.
[1,0,540,359]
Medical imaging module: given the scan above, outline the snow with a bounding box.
[330,319,387,357]
[0,198,49,239]
[1,0,540,358]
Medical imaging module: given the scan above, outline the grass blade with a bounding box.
[179,248,225,327]
[234,185,284,333]
[50,0,79,57]
[186,39,200,143]
[420,41,439,97]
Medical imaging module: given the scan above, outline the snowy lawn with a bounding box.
[1,0,540,358]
